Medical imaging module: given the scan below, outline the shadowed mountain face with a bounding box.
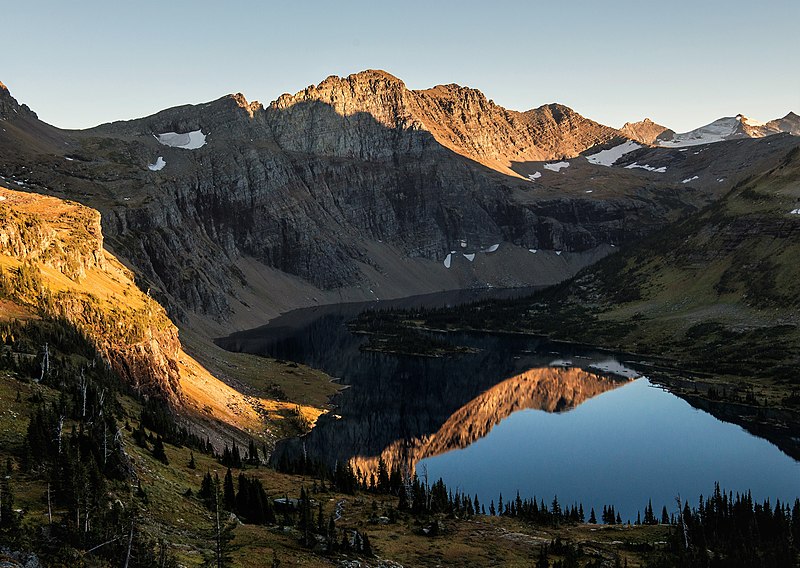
[349,366,633,478]
[0,72,797,329]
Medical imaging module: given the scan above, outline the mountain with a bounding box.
[767,111,800,135]
[270,70,619,176]
[1,72,799,567]
[1,71,795,337]
[656,113,790,147]
[620,118,674,145]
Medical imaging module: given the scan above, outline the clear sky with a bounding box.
[2,0,798,132]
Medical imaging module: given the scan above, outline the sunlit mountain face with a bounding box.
[349,366,633,479]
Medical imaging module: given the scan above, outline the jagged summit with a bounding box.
[767,111,800,135]
[269,70,618,174]
[620,118,673,145]
[655,114,789,147]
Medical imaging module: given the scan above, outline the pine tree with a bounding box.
[152,436,169,465]
[212,473,236,568]
[188,451,196,469]
[223,468,235,511]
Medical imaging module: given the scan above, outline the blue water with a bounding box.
[218,293,800,523]
[419,378,800,521]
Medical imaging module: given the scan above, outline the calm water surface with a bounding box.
[218,291,800,521]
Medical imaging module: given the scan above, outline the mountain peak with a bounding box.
[0,79,37,120]
[619,118,672,145]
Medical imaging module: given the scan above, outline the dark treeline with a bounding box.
[649,484,800,567]
[277,452,800,565]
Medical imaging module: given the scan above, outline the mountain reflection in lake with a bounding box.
[217,292,800,522]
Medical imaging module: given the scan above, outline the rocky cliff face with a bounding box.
[767,112,800,136]
[0,192,106,280]
[0,187,183,403]
[270,70,619,175]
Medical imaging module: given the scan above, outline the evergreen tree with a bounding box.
[211,473,236,568]
[223,468,235,511]
[152,436,169,465]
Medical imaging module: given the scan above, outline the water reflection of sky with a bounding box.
[420,377,800,522]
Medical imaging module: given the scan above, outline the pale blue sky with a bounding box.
[2,0,798,131]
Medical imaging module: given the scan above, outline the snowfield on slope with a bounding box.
[625,163,667,173]
[544,161,570,172]
[155,130,207,149]
[585,140,642,166]
[656,115,762,148]
[148,157,166,171]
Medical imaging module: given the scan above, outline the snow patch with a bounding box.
[528,171,542,180]
[64,156,74,161]
[0,196,6,201]
[528,249,538,254]
[790,209,800,215]
[463,253,475,262]
[585,190,593,193]
[658,116,742,148]
[443,253,452,269]
[544,161,570,172]
[681,175,699,184]
[555,251,562,256]
[588,360,641,379]
[742,115,766,127]
[585,140,641,167]
[155,129,207,149]
[483,244,500,253]
[625,162,667,173]
[148,157,166,171]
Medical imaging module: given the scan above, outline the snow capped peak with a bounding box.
[737,114,766,127]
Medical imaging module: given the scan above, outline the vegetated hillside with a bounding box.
[420,146,800,388]
[565,145,800,378]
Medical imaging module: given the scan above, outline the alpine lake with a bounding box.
[217,289,800,522]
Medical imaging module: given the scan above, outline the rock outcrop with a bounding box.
[767,112,800,136]
[0,187,183,403]
[0,80,37,121]
[620,118,673,145]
